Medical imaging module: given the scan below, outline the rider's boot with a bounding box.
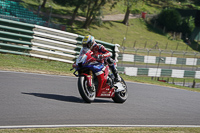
[110,65,121,82]
[106,77,114,89]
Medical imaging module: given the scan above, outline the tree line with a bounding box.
[40,0,140,28]
[40,0,199,29]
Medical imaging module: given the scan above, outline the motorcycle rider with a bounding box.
[81,35,121,83]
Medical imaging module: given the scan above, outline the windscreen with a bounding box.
[79,47,90,56]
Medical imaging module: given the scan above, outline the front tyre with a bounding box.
[112,77,128,103]
[78,76,95,103]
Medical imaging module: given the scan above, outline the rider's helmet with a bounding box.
[82,35,95,49]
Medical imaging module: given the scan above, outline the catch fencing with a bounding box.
[117,48,200,79]
[120,53,200,67]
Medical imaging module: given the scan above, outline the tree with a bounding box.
[82,0,118,29]
[68,0,87,26]
[157,9,182,31]
[41,0,47,9]
[54,0,118,28]
[81,0,105,29]
[122,0,139,25]
[53,0,88,26]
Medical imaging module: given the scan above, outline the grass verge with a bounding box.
[1,127,200,133]
[0,54,73,76]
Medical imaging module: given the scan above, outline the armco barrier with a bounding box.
[0,18,120,63]
[117,66,200,79]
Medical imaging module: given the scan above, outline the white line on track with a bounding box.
[1,124,200,129]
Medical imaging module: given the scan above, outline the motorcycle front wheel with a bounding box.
[78,76,95,103]
[112,77,128,103]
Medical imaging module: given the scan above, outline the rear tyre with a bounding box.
[112,77,128,103]
[78,76,95,103]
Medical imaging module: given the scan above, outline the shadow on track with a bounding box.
[21,92,113,103]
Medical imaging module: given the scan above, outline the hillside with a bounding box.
[20,0,200,53]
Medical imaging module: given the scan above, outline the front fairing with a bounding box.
[75,47,104,73]
[75,60,104,72]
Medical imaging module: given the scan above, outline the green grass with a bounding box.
[67,18,195,53]
[0,54,73,76]
[1,127,200,133]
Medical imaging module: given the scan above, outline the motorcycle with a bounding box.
[71,48,128,103]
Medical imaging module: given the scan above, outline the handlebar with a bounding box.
[73,70,79,77]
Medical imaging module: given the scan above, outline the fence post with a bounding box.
[186,44,188,51]
[144,41,147,49]
[122,37,126,47]
[111,39,114,43]
[165,42,168,50]
[156,42,159,49]
[120,37,126,67]
[183,79,185,87]
[48,6,52,27]
[176,43,179,50]
[134,48,139,66]
[192,80,196,88]
[146,48,151,68]
[133,40,137,48]
[155,49,163,78]
[181,51,187,69]
[169,50,174,69]
[192,52,198,71]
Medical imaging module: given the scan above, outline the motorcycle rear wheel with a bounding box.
[112,77,128,103]
[78,76,95,103]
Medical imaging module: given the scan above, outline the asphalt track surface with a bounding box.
[0,71,200,127]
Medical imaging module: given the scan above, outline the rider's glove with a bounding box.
[72,62,77,68]
[97,54,104,60]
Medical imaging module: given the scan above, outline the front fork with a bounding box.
[82,70,93,88]
[71,68,93,88]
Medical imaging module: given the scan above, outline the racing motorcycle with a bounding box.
[71,48,128,103]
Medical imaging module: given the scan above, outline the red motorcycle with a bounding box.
[71,48,128,103]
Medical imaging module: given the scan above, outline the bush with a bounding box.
[157,9,182,31]
[181,16,195,34]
